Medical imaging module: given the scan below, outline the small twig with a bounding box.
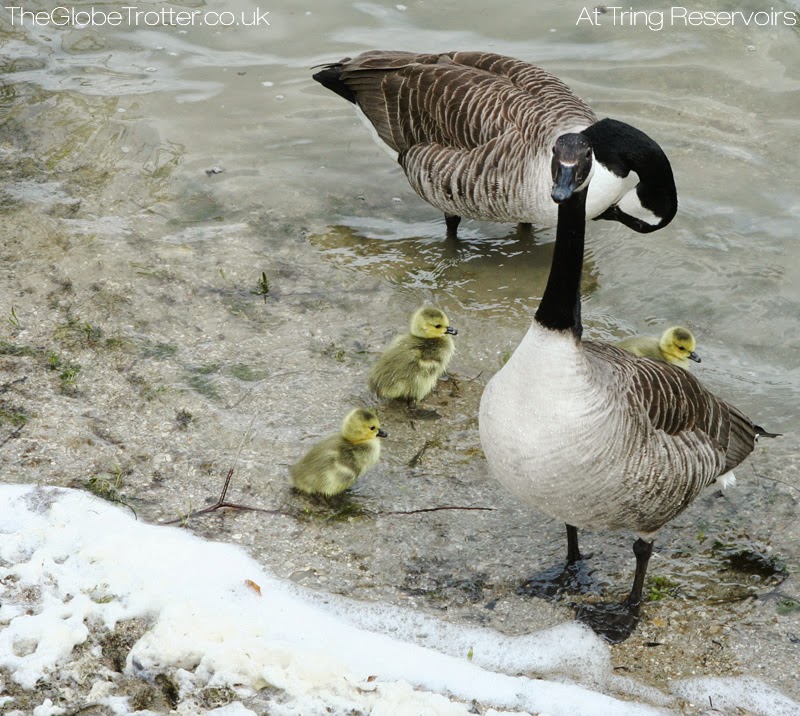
[381,505,495,516]
[445,374,461,393]
[162,500,290,524]
[408,439,435,467]
[160,466,295,524]
[750,463,800,496]
[161,413,295,525]
[212,465,236,507]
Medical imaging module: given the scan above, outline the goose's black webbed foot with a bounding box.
[575,600,642,644]
[517,558,599,600]
[575,538,654,643]
[408,407,441,420]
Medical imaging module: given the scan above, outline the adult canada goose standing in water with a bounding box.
[617,326,701,368]
[313,51,677,237]
[478,133,779,641]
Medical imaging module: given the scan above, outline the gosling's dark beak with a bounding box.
[689,351,701,363]
[377,429,388,438]
[551,163,577,203]
[445,326,458,336]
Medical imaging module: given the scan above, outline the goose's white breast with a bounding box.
[479,324,628,526]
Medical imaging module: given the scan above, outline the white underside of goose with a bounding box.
[716,471,736,489]
[479,323,627,530]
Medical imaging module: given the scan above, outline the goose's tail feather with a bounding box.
[312,63,356,104]
[754,425,782,440]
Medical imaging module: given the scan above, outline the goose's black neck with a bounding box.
[584,118,677,233]
[534,190,586,338]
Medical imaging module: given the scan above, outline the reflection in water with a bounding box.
[308,219,599,319]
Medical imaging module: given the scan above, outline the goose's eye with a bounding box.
[370,425,377,431]
[435,324,442,329]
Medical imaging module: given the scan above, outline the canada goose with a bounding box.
[478,133,779,641]
[313,51,677,237]
[368,306,457,406]
[617,326,701,367]
[290,408,387,497]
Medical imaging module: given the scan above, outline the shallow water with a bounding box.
[1,1,799,713]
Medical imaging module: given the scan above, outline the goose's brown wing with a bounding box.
[585,341,758,476]
[326,50,596,154]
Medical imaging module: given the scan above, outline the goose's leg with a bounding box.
[566,523,581,563]
[406,396,441,421]
[575,538,655,644]
[624,537,654,608]
[445,214,461,238]
[517,222,534,240]
[517,524,597,600]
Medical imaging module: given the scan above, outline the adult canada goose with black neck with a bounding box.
[313,51,677,237]
[478,133,779,641]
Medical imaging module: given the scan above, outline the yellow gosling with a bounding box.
[368,306,457,405]
[616,326,701,368]
[290,408,386,497]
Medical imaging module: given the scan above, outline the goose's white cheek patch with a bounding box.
[584,161,637,218]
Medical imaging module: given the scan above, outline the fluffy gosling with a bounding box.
[617,326,701,368]
[290,408,386,497]
[368,306,457,405]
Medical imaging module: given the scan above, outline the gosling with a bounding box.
[368,306,457,406]
[616,326,701,368]
[290,408,386,497]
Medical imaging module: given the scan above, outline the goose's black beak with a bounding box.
[551,133,592,204]
[445,326,458,335]
[551,163,578,203]
[377,429,388,438]
[689,351,701,363]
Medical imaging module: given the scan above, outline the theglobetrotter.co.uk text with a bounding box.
[4,6,271,27]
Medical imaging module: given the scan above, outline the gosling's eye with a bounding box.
[370,425,377,431]
[435,324,442,329]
